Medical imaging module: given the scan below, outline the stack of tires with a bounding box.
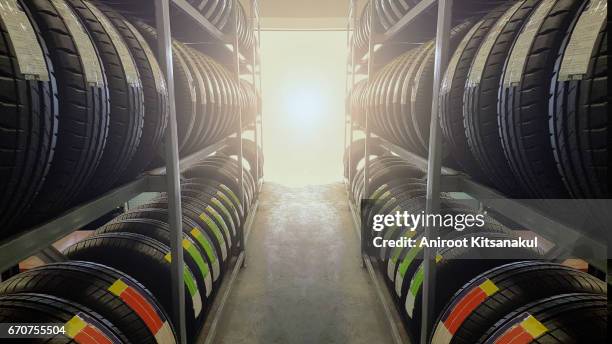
[0,142,261,342]
[187,0,254,51]
[344,141,608,343]
[0,0,258,235]
[351,0,608,201]
[134,21,255,156]
[375,0,510,31]
[355,3,372,51]
[352,19,474,157]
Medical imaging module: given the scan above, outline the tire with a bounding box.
[112,209,222,283]
[142,196,231,264]
[464,0,541,198]
[477,293,607,343]
[431,261,607,344]
[131,203,226,278]
[439,4,513,183]
[0,0,57,233]
[0,260,177,344]
[499,0,583,199]
[133,21,197,155]
[152,192,235,253]
[410,21,474,155]
[95,218,213,302]
[181,181,240,228]
[22,0,109,224]
[398,231,541,340]
[550,3,608,199]
[67,0,144,197]
[63,232,203,341]
[0,293,126,343]
[170,40,208,155]
[98,5,169,181]
[222,138,264,180]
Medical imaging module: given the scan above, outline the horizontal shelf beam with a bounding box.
[382,0,438,42]
[0,175,166,272]
[171,0,231,43]
[378,139,459,176]
[448,176,607,271]
[353,138,606,270]
[150,138,232,176]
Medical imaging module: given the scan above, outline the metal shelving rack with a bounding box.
[0,1,263,343]
[344,1,607,344]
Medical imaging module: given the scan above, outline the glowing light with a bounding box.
[282,85,327,124]
[262,31,346,187]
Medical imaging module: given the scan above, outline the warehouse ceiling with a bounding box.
[251,0,354,30]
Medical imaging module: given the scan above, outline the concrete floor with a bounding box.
[215,183,393,344]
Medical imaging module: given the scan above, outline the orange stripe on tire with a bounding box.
[445,288,486,334]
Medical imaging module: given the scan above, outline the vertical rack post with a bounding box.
[346,0,358,190]
[363,0,376,213]
[421,0,452,342]
[232,0,246,258]
[256,6,263,188]
[344,0,352,184]
[359,0,377,260]
[251,0,262,191]
[154,1,187,342]
[250,0,259,188]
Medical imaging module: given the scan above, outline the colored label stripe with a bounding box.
[207,205,232,240]
[108,279,162,332]
[65,314,119,344]
[405,255,443,317]
[370,186,386,200]
[183,238,212,297]
[394,242,423,295]
[219,185,240,208]
[199,212,228,260]
[216,191,241,227]
[492,314,548,344]
[217,191,238,213]
[107,278,176,344]
[190,227,220,280]
[211,198,235,236]
[164,253,203,317]
[439,278,500,336]
[154,322,175,344]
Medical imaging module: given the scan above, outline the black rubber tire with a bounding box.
[432,261,607,344]
[134,21,197,155]
[464,0,541,198]
[153,191,236,254]
[63,232,202,341]
[410,21,473,155]
[170,40,209,155]
[67,0,144,198]
[22,0,109,224]
[222,138,264,180]
[499,0,583,199]
[0,293,126,343]
[550,7,608,199]
[0,260,177,344]
[0,1,57,233]
[399,231,542,340]
[110,209,223,283]
[98,5,169,181]
[137,198,230,265]
[95,218,213,304]
[439,4,513,183]
[180,182,239,236]
[130,202,227,276]
[477,293,607,343]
